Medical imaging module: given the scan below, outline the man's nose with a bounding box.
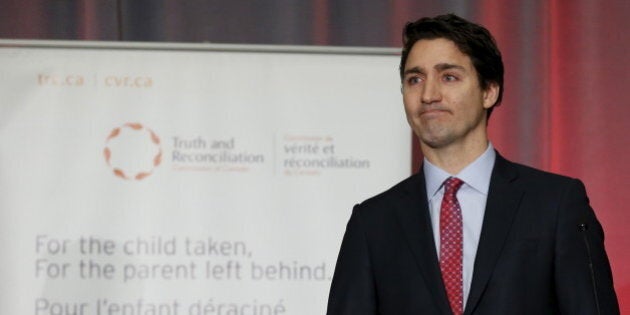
[421,77,441,104]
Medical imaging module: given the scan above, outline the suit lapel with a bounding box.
[464,154,524,314]
[394,170,453,315]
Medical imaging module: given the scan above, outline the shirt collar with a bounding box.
[423,143,496,199]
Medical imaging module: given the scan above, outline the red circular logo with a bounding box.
[103,123,162,180]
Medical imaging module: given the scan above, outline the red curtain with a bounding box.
[481,1,630,312]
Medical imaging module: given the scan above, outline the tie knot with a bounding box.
[444,177,464,196]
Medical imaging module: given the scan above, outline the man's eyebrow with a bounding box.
[403,63,466,77]
[435,63,466,72]
[403,66,424,77]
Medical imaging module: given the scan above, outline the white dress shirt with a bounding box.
[423,143,496,306]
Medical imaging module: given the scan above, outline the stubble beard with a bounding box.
[414,112,487,151]
[417,123,458,149]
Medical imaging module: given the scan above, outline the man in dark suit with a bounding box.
[326,14,619,314]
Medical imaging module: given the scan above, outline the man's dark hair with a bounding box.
[400,14,504,117]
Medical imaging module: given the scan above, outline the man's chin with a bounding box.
[418,134,454,150]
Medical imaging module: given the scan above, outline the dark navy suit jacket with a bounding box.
[327,153,619,314]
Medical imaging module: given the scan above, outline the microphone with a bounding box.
[578,223,601,315]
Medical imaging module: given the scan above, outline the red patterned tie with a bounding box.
[440,177,465,315]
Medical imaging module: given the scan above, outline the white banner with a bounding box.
[0,41,410,315]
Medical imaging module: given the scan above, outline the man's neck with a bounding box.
[422,137,489,175]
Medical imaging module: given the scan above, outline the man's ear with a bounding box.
[482,82,500,109]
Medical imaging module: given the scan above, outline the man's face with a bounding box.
[402,38,498,150]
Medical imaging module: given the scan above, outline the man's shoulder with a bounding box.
[497,155,586,198]
[367,172,420,199]
[502,157,579,186]
[352,173,422,217]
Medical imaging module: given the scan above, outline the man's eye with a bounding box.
[407,77,422,85]
[443,74,458,82]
